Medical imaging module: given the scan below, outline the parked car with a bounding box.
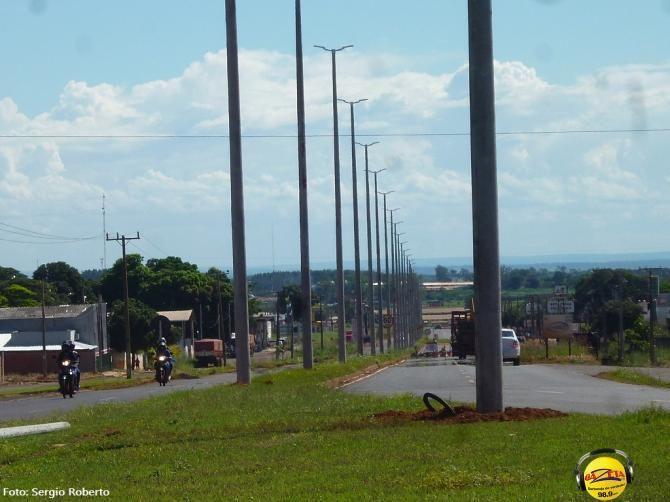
[502,328,521,366]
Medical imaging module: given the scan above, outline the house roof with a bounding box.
[156,310,193,322]
[0,342,97,352]
[0,304,91,320]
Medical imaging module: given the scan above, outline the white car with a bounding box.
[502,328,521,366]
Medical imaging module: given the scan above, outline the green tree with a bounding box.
[1,284,39,307]
[107,298,157,352]
[33,261,84,303]
[435,265,450,281]
[277,285,304,320]
[99,254,149,304]
[575,269,647,339]
[0,267,25,282]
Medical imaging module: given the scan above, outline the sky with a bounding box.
[1,0,670,274]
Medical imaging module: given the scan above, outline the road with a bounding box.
[1,371,244,423]
[344,358,670,415]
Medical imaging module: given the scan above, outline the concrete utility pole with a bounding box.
[340,98,368,356]
[372,169,386,353]
[357,141,379,355]
[106,232,140,379]
[295,0,313,369]
[379,192,394,349]
[41,279,47,377]
[649,271,657,365]
[388,210,399,346]
[468,0,503,413]
[315,43,352,363]
[226,0,251,384]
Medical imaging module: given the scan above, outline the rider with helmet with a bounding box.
[57,340,80,391]
[154,337,174,381]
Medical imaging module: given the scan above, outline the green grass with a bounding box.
[597,368,670,389]
[613,346,670,368]
[520,339,597,364]
[1,353,669,500]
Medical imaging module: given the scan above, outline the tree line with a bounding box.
[1,257,236,353]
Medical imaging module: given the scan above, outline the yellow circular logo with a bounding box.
[583,456,628,500]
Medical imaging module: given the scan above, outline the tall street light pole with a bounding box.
[315,43,352,363]
[371,169,386,353]
[339,98,368,356]
[226,0,251,384]
[388,209,399,347]
[295,0,313,369]
[379,192,394,349]
[356,141,379,355]
[468,0,503,412]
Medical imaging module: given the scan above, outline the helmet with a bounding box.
[158,338,167,348]
[68,340,75,350]
[62,341,70,351]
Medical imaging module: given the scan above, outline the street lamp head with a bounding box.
[338,98,368,105]
[378,190,394,196]
[314,44,353,52]
[355,141,380,148]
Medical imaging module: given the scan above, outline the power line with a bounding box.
[142,235,170,257]
[0,236,93,245]
[0,127,669,139]
[0,221,97,241]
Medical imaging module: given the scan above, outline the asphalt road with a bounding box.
[344,359,670,415]
[0,372,241,423]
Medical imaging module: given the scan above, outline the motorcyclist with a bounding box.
[57,340,80,391]
[154,338,174,381]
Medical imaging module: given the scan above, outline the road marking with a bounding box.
[467,379,475,384]
[337,360,407,389]
[651,399,670,404]
[536,390,564,394]
[99,397,117,402]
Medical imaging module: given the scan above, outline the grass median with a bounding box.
[597,368,670,389]
[1,351,668,500]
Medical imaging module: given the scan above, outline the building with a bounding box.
[0,303,108,374]
[155,309,195,357]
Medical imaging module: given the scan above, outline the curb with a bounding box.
[0,422,70,438]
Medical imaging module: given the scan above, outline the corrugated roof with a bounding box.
[156,310,193,322]
[0,342,97,352]
[0,304,91,320]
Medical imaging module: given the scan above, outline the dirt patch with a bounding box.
[325,359,406,389]
[371,406,566,424]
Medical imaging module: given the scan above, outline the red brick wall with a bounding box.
[2,350,96,374]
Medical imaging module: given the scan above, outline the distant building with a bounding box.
[0,303,107,374]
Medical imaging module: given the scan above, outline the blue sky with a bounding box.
[1,0,670,273]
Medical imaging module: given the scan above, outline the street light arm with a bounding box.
[338,98,368,105]
[314,44,353,52]
[355,141,380,148]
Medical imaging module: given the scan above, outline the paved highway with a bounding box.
[0,372,242,423]
[345,359,670,415]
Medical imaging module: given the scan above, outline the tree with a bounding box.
[1,284,39,307]
[277,285,304,320]
[33,261,84,303]
[107,299,157,353]
[435,265,450,281]
[0,267,24,282]
[574,269,647,339]
[99,254,149,304]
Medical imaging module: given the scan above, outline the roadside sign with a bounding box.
[383,314,394,327]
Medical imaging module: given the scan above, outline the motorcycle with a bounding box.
[155,355,171,386]
[59,360,76,398]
